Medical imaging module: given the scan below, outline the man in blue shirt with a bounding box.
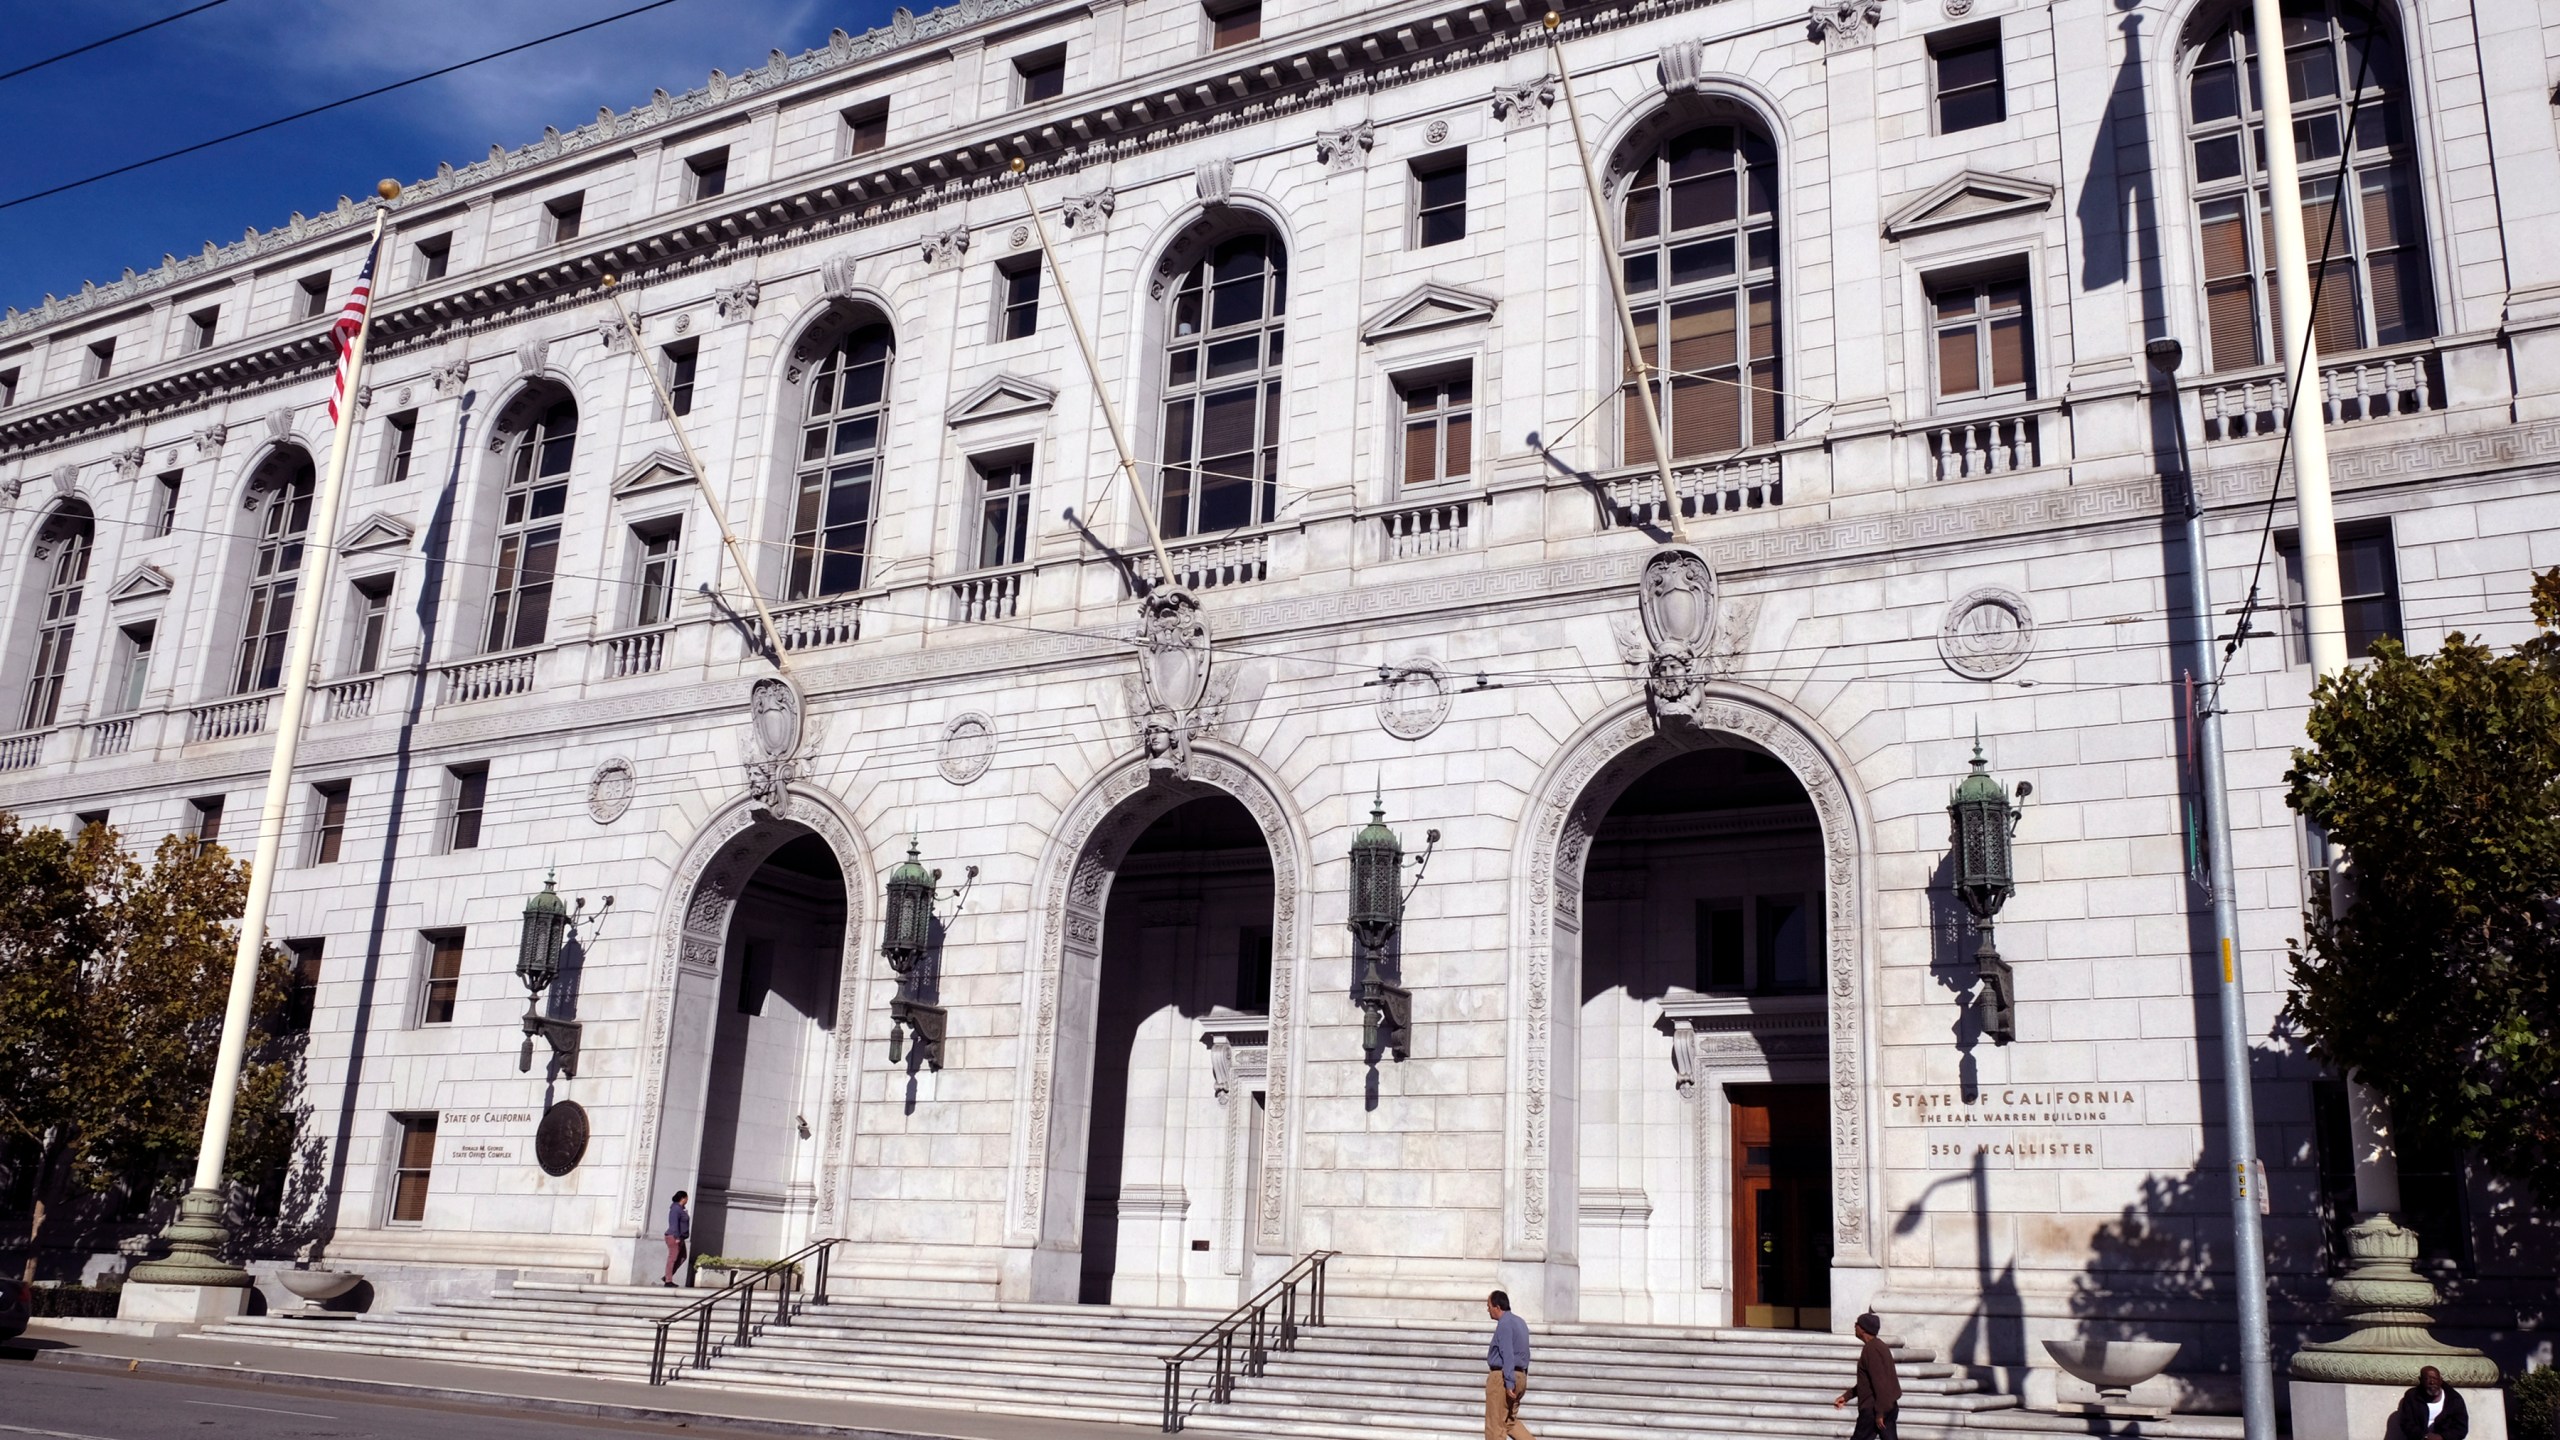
[1484,1290,1534,1440]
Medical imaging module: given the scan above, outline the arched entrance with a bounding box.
[626,790,872,1279]
[1509,693,1878,1325]
[1007,751,1307,1306]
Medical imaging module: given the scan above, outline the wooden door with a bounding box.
[1729,1084,1833,1330]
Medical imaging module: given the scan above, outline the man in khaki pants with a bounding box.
[1484,1291,1534,1440]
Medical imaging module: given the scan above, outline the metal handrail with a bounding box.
[1160,1250,1336,1431]
[647,1235,843,1385]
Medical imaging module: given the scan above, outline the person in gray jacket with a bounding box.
[1484,1291,1534,1440]
[662,1191,690,1287]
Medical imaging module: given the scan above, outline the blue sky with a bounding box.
[0,0,905,313]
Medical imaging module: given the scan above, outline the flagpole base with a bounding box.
[124,1186,251,1293]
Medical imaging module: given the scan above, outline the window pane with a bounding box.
[1404,420,1437,489]
[2190,61,2240,122]
[1988,313,2028,390]
[1939,84,2004,133]
[1938,327,1981,398]
[1444,412,1471,476]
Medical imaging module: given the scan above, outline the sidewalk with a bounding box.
[4,1324,1158,1440]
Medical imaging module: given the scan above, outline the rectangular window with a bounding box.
[187,307,220,352]
[1756,893,1817,993]
[1412,152,1467,248]
[546,193,584,244]
[1207,0,1261,50]
[0,368,17,407]
[687,148,730,203]
[446,765,487,851]
[973,454,1033,570]
[283,938,324,1033]
[112,622,154,714]
[2396,1127,2472,1271]
[415,234,451,282]
[661,341,698,417]
[2279,522,2401,663]
[1397,370,1474,488]
[418,932,464,1025]
[298,273,331,320]
[309,782,349,865]
[1236,925,1272,1012]
[348,576,391,673]
[388,1113,437,1222]
[382,410,417,486]
[87,338,116,381]
[2198,195,2262,371]
[2311,1079,2358,1268]
[1930,275,2032,401]
[1932,27,2005,133]
[995,258,1041,341]
[1015,47,1066,105]
[1695,902,1746,990]
[152,471,182,535]
[75,810,108,833]
[633,524,681,627]
[843,100,889,157]
[190,795,225,847]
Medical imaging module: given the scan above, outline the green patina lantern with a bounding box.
[516,871,570,996]
[882,839,939,977]
[1348,793,1433,1063]
[1947,738,2031,1046]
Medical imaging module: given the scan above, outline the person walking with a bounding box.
[2394,1365,2470,1440]
[1833,1312,1901,1440]
[1484,1290,1534,1440]
[661,1191,691,1288]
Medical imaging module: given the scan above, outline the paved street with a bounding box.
[0,1362,754,1440]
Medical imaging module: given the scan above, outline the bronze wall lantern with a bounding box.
[1948,739,2031,1045]
[516,872,604,1077]
[882,839,975,1070]
[1348,795,1437,1061]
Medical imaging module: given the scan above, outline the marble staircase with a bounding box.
[211,1282,2244,1439]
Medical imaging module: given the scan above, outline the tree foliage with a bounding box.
[2285,568,2560,1202]
[0,819,302,1275]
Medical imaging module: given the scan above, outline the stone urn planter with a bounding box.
[272,1268,361,1316]
[2044,1339,2182,1417]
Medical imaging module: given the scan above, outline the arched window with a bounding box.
[235,452,315,694]
[786,324,893,600]
[1158,232,1285,539]
[1618,120,1781,464]
[2185,1,2432,372]
[486,395,576,652]
[19,504,93,730]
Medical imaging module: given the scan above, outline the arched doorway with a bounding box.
[693,832,845,1263]
[1509,694,1877,1326]
[1079,794,1274,1305]
[1008,752,1307,1307]
[1576,743,1828,1327]
[626,792,871,1280]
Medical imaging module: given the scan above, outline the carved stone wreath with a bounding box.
[939,712,997,785]
[1376,657,1452,741]
[1938,586,2036,679]
[588,757,636,824]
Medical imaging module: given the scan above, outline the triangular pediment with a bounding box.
[107,564,172,604]
[336,512,414,557]
[1361,283,1498,343]
[944,374,1058,427]
[612,449,695,499]
[1882,169,2058,240]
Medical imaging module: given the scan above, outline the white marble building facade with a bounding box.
[2,0,2555,1400]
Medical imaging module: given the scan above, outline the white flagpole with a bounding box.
[128,182,400,1301]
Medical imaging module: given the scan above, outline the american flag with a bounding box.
[325,243,378,425]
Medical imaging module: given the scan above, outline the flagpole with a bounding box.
[126,182,401,1310]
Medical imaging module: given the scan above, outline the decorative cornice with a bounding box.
[945,373,1060,427]
[1881,168,2058,240]
[1361,281,1499,343]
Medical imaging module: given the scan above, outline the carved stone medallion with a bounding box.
[940,712,997,785]
[1424,119,1450,145]
[588,757,636,824]
[536,1100,590,1176]
[1938,586,2036,679]
[1377,657,1452,741]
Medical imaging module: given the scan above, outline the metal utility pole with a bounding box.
[2152,336,2277,1440]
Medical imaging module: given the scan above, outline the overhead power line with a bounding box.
[0,0,234,85]
[0,0,693,213]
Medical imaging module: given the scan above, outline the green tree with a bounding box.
[0,821,300,1279]
[2285,568,2560,1202]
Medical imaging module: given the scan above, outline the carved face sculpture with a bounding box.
[749,676,801,761]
